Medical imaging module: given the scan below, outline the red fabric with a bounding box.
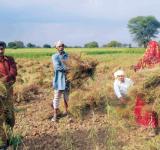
[134,41,160,71]
[134,96,158,128]
[0,56,17,83]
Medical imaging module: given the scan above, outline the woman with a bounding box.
[133,41,159,136]
[134,41,160,71]
[134,94,158,136]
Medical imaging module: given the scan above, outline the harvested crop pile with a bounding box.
[14,84,40,103]
[129,67,160,104]
[66,54,98,89]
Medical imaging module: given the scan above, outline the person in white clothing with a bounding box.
[114,70,133,104]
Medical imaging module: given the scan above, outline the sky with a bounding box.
[0,0,160,47]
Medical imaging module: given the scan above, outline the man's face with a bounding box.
[0,46,5,56]
[56,44,64,53]
[117,75,125,82]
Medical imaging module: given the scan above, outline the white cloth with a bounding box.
[53,90,69,109]
[114,70,125,78]
[114,78,133,99]
[55,40,64,48]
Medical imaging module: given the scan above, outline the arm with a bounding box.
[128,78,134,86]
[4,57,17,83]
[52,55,67,72]
[114,81,122,99]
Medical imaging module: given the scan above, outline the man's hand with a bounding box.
[0,76,7,83]
[61,59,68,65]
[119,97,127,104]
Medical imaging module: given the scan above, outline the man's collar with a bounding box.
[58,51,65,55]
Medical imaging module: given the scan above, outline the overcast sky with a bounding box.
[0,0,160,46]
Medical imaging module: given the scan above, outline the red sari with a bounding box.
[134,96,158,128]
[134,41,160,71]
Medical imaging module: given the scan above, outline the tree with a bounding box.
[84,41,99,48]
[128,44,132,48]
[8,42,17,49]
[128,16,160,47]
[43,44,51,48]
[8,41,25,49]
[104,41,122,47]
[15,41,25,48]
[27,43,36,48]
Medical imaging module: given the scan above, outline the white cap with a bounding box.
[55,40,64,48]
[114,70,125,78]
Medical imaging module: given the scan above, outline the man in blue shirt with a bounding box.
[51,41,69,122]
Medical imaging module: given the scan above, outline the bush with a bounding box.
[27,43,36,48]
[43,44,51,48]
[84,41,99,48]
[105,41,122,47]
[8,41,25,49]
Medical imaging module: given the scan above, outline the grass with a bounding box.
[5,47,145,59]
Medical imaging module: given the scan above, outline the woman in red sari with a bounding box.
[134,41,159,136]
[134,41,160,71]
[134,94,158,135]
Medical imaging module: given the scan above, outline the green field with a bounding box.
[6,48,145,59]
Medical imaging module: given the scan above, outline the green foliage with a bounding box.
[9,134,22,150]
[8,41,25,49]
[84,41,99,48]
[128,16,160,47]
[104,40,122,47]
[43,44,51,48]
[27,43,36,48]
[8,42,17,49]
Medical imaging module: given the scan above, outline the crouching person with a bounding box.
[0,41,17,149]
[51,41,69,122]
[113,70,133,104]
[134,94,159,137]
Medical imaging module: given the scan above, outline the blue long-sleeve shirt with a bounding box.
[52,51,68,90]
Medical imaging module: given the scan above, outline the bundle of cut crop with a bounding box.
[129,67,160,104]
[66,54,98,89]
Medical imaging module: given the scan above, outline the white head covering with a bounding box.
[55,40,64,48]
[114,70,125,78]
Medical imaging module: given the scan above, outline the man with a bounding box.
[51,41,69,122]
[113,70,133,104]
[0,41,17,149]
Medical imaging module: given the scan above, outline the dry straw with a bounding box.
[129,66,160,104]
[66,53,98,89]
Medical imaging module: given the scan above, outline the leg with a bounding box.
[52,90,62,121]
[0,101,8,149]
[63,90,69,114]
[5,86,15,129]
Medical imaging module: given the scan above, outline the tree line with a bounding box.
[6,40,131,49]
[4,15,160,49]
[7,41,51,49]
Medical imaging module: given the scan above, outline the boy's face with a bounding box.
[56,44,64,53]
[0,46,5,56]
